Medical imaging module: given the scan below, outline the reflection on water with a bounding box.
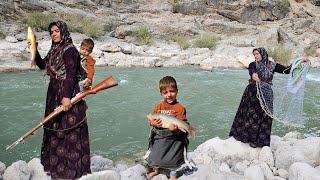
[0,67,319,166]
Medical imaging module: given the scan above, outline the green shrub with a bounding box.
[267,45,292,65]
[166,34,190,50]
[172,0,181,13]
[23,12,54,31]
[22,13,104,37]
[304,47,319,57]
[133,26,152,45]
[62,14,104,37]
[193,34,217,49]
[279,0,291,13]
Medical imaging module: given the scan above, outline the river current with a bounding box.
[0,67,319,166]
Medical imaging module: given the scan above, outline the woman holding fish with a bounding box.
[27,21,91,179]
[144,76,199,180]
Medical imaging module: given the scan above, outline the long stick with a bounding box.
[6,76,118,150]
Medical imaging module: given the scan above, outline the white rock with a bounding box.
[5,36,18,43]
[120,164,147,180]
[289,162,320,180]
[244,165,264,180]
[79,170,120,180]
[259,146,274,167]
[277,168,289,179]
[231,161,248,175]
[219,163,231,173]
[193,137,260,167]
[259,162,274,180]
[27,158,50,180]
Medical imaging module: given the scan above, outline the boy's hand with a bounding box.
[169,123,179,131]
[83,78,91,88]
[149,117,162,127]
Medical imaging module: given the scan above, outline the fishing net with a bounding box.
[256,58,311,128]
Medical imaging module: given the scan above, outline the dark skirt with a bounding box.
[41,79,91,179]
[229,83,273,147]
[145,128,189,170]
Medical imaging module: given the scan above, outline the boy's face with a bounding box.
[80,45,92,57]
[160,86,178,104]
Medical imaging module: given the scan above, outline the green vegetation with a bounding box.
[22,12,104,37]
[132,26,152,45]
[62,14,104,38]
[165,34,190,50]
[279,0,291,13]
[304,47,319,57]
[172,0,181,13]
[267,45,292,65]
[193,34,217,49]
[22,12,54,31]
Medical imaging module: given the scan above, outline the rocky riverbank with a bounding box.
[1,132,320,180]
[0,0,320,72]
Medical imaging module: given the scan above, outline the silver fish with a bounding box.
[147,112,202,140]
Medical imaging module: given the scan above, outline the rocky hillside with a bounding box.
[0,0,319,71]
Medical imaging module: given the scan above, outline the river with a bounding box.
[0,67,319,166]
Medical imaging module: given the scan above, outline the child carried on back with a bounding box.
[78,38,96,91]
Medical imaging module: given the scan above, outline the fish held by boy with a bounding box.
[27,27,37,67]
[147,112,202,140]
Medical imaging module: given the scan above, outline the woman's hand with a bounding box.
[168,123,179,131]
[61,97,72,111]
[302,57,310,62]
[252,73,260,81]
[149,117,162,127]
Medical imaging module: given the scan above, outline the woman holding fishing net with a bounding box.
[229,47,309,148]
[28,21,91,179]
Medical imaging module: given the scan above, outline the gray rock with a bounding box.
[289,162,320,180]
[90,155,114,172]
[5,36,18,43]
[3,160,30,180]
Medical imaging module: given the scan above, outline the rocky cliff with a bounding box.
[0,0,319,71]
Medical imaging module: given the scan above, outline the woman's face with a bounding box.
[50,25,61,43]
[253,50,262,61]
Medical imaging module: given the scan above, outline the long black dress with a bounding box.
[229,61,291,147]
[35,22,91,178]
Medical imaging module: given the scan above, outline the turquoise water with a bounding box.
[0,67,319,166]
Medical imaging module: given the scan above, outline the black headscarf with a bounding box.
[46,21,74,79]
[253,47,276,83]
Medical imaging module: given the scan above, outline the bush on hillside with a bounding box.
[193,34,217,49]
[304,47,320,57]
[165,34,190,50]
[279,0,291,13]
[22,12,104,37]
[267,45,292,65]
[60,14,104,37]
[23,12,54,31]
[132,26,152,45]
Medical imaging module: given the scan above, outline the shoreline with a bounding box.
[1,132,320,179]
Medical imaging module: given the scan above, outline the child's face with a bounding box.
[160,86,178,104]
[80,45,92,57]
